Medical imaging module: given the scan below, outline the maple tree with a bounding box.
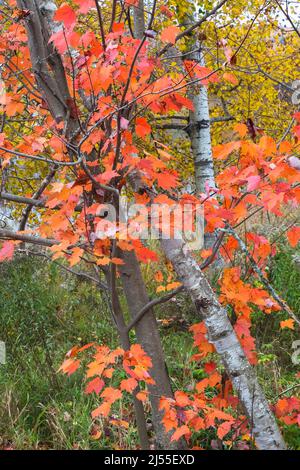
[0,0,299,450]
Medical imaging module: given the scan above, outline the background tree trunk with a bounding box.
[119,250,185,449]
[187,45,221,256]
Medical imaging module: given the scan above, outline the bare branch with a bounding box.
[19,167,57,230]
[18,248,108,290]
[0,192,45,207]
[158,0,229,56]
[0,229,57,247]
[274,0,300,39]
[125,286,184,333]
[0,145,82,167]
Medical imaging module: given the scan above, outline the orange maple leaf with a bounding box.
[54,4,76,30]
[280,319,295,330]
[171,425,190,442]
[85,377,105,395]
[160,26,180,44]
[287,226,300,248]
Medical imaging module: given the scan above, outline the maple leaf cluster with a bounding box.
[59,343,153,426]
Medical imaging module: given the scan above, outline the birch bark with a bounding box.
[187,48,216,194]
[161,237,286,450]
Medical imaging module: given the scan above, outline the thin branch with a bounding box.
[0,146,82,167]
[0,191,83,213]
[125,286,184,333]
[158,0,229,57]
[0,229,57,247]
[109,0,117,32]
[17,248,108,290]
[228,6,264,65]
[277,384,300,398]
[200,232,225,270]
[210,115,234,123]
[153,115,188,121]
[19,167,57,230]
[156,115,234,130]
[81,160,119,196]
[0,192,45,207]
[277,118,295,147]
[156,123,188,131]
[94,0,106,50]
[274,0,300,39]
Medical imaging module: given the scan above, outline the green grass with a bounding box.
[0,256,120,449]
[0,249,299,449]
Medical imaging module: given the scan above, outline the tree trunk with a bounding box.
[118,249,186,449]
[133,0,146,39]
[161,237,286,450]
[103,269,150,449]
[187,49,216,195]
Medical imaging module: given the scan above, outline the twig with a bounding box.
[0,229,57,247]
[17,248,108,291]
[221,226,300,327]
[125,286,184,333]
[277,384,300,398]
[0,145,82,167]
[158,0,229,57]
[19,167,57,230]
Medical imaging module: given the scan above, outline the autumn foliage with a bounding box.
[0,0,299,450]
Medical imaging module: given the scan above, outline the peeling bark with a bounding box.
[187,49,222,257]
[184,9,222,258]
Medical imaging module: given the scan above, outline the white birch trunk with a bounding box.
[161,237,286,450]
[188,50,216,194]
[187,46,222,257]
